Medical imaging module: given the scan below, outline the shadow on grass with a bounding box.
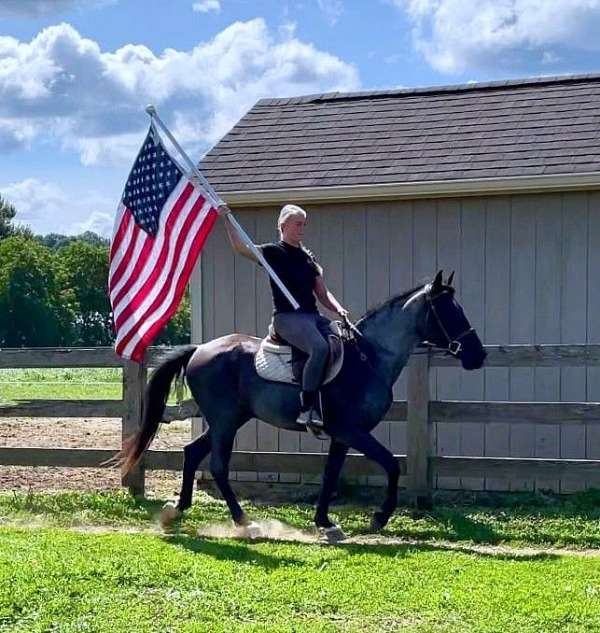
[162,532,309,569]
[160,529,562,567]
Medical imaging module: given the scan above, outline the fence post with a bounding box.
[407,351,432,506]
[122,359,147,496]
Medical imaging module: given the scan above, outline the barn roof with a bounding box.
[201,73,600,205]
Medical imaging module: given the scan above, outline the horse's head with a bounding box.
[419,271,486,370]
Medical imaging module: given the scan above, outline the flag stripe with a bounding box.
[128,206,217,361]
[109,223,146,300]
[109,205,129,262]
[114,192,206,349]
[112,183,198,329]
[115,196,210,357]
[110,180,193,309]
[108,209,137,289]
[109,178,189,304]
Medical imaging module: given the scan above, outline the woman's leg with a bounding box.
[273,312,329,394]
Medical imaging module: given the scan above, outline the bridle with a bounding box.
[339,284,476,376]
[425,288,475,357]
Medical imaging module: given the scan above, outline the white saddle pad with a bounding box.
[255,336,344,386]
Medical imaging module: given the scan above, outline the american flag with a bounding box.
[109,123,217,362]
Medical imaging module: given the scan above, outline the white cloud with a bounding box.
[70,210,114,236]
[1,178,114,236]
[317,0,344,25]
[393,0,600,73]
[0,19,359,164]
[192,0,221,13]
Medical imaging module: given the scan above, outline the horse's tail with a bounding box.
[105,345,197,477]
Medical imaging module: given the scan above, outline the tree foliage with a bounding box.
[0,199,191,348]
[0,196,32,240]
[0,236,74,346]
[54,240,113,346]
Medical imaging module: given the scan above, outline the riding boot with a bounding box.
[297,390,327,439]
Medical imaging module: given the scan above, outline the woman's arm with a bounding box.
[314,275,349,318]
[218,205,259,263]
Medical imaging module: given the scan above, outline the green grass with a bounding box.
[0,368,122,402]
[3,493,600,631]
[4,524,600,633]
[0,368,122,383]
[3,489,600,549]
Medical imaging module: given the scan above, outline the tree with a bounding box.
[0,237,74,346]
[37,231,109,251]
[54,240,113,345]
[0,196,32,240]
[154,288,191,346]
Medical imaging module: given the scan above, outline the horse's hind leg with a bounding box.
[177,430,212,512]
[209,424,249,526]
[160,430,212,529]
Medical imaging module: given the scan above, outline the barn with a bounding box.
[193,73,600,492]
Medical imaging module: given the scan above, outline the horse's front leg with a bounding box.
[314,440,348,537]
[333,427,400,531]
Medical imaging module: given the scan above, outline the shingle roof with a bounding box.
[201,73,600,194]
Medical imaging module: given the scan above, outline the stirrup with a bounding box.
[297,409,328,440]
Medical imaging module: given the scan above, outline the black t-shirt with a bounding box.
[258,241,321,314]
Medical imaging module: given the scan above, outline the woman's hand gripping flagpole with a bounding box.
[144,104,300,311]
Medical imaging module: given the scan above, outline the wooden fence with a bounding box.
[2,345,600,498]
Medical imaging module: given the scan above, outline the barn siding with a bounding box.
[194,191,599,490]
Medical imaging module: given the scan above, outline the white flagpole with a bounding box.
[145,105,300,311]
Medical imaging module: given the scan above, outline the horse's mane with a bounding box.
[357,283,428,325]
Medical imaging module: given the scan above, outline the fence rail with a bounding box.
[2,345,600,498]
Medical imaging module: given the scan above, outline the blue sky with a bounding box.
[1,0,600,236]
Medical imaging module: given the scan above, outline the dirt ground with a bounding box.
[0,417,193,498]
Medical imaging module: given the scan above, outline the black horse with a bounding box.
[114,271,485,537]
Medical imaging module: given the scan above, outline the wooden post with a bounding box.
[407,351,432,506]
[122,359,147,496]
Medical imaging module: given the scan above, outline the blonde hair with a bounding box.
[277,204,306,236]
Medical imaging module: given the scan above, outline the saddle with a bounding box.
[254,320,345,386]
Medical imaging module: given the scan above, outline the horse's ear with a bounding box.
[447,271,455,286]
[433,270,443,289]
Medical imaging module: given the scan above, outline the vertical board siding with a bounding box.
[192,192,596,491]
[508,196,536,491]
[587,192,600,476]
[533,195,562,492]
[459,198,486,490]
[483,197,511,491]
[560,193,588,492]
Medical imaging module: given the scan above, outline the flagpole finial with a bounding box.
[145,104,157,117]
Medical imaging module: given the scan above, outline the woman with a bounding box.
[218,203,349,432]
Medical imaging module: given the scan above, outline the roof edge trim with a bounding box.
[221,173,600,207]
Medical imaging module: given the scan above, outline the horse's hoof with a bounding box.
[319,525,346,544]
[370,512,387,532]
[233,512,251,527]
[241,521,263,540]
[159,501,182,529]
